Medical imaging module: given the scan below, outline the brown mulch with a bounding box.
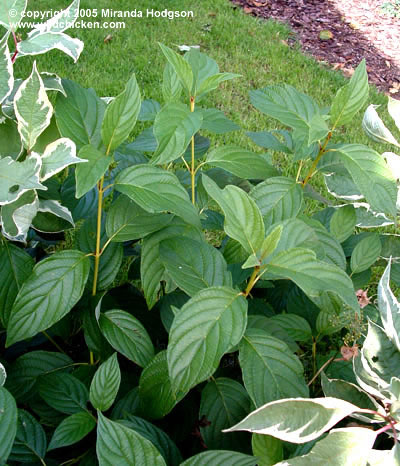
[230,0,400,95]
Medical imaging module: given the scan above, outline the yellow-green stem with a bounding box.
[311,338,317,382]
[190,96,196,204]
[301,132,332,188]
[92,176,104,297]
[42,330,67,355]
[244,266,260,297]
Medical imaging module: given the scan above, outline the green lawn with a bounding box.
[16,0,394,182]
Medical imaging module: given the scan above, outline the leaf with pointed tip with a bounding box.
[89,353,121,412]
[197,72,241,97]
[162,62,182,102]
[239,329,308,407]
[362,104,400,147]
[75,144,111,198]
[159,43,193,95]
[0,33,13,105]
[40,137,83,181]
[329,205,356,243]
[0,0,26,30]
[0,387,17,462]
[181,450,257,466]
[48,411,96,450]
[268,314,312,342]
[6,250,90,346]
[9,409,46,463]
[350,234,381,274]
[252,434,283,466]
[1,190,39,242]
[32,199,74,233]
[167,287,247,394]
[27,0,80,35]
[96,412,166,465]
[202,174,264,255]
[14,62,53,150]
[159,236,232,297]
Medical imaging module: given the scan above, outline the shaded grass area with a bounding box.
[16,0,394,192]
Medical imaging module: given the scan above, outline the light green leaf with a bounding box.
[199,377,251,451]
[40,137,83,181]
[75,144,111,198]
[0,154,45,206]
[17,32,84,62]
[331,60,369,128]
[168,287,247,394]
[159,43,193,95]
[334,144,397,216]
[252,434,283,466]
[115,164,200,227]
[367,446,400,466]
[0,0,26,30]
[28,0,80,35]
[0,117,23,160]
[199,108,240,133]
[329,205,356,243]
[49,411,96,450]
[99,310,154,368]
[266,248,360,312]
[362,104,400,147]
[350,234,381,274]
[14,61,53,150]
[89,353,121,412]
[9,409,46,463]
[159,236,232,297]
[181,450,257,466]
[243,224,283,268]
[1,190,39,242]
[250,177,303,229]
[0,33,13,105]
[206,146,278,179]
[96,412,166,465]
[55,79,106,150]
[0,387,17,463]
[38,372,89,414]
[268,314,312,342]
[202,174,264,255]
[6,250,90,346]
[106,194,173,242]
[378,261,400,352]
[310,220,346,270]
[101,73,141,153]
[152,102,202,165]
[139,351,186,419]
[162,62,182,102]
[239,329,308,407]
[224,397,360,443]
[197,72,241,97]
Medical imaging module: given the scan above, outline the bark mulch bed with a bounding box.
[230,0,400,95]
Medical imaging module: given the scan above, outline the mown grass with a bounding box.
[16,0,396,193]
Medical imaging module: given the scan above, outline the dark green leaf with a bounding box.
[9,409,46,463]
[90,353,121,411]
[75,144,111,198]
[0,387,17,462]
[48,411,96,450]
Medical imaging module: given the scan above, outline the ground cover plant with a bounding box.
[1,0,400,464]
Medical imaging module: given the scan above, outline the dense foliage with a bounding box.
[1,0,400,464]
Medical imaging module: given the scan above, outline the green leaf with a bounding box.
[6,250,90,346]
[0,0,26,30]
[0,117,23,160]
[250,177,303,229]
[75,144,111,198]
[331,60,369,128]
[49,411,96,450]
[56,79,106,150]
[276,427,376,466]
[350,234,381,274]
[102,73,141,153]
[247,130,292,153]
[96,412,166,465]
[32,199,74,233]
[0,242,34,327]
[40,137,84,181]
[181,450,257,466]
[159,43,193,95]
[197,72,241,98]
[0,33,13,105]
[239,329,308,407]
[268,314,312,342]
[329,205,356,243]
[99,310,154,368]
[266,248,359,312]
[199,108,240,133]
[159,236,232,297]
[311,219,346,270]
[362,104,400,147]
[121,415,182,466]
[106,194,173,242]
[138,99,161,121]
[224,397,359,443]
[0,387,17,463]
[167,287,247,394]
[334,144,397,216]
[14,61,53,150]
[139,351,185,419]
[162,62,182,102]
[202,174,264,255]
[378,261,400,352]
[252,434,283,466]
[111,387,140,420]
[152,102,202,165]
[90,353,121,411]
[199,377,251,451]
[9,409,46,463]
[205,146,278,179]
[115,164,200,228]
[38,372,89,414]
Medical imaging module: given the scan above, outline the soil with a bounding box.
[230,0,400,95]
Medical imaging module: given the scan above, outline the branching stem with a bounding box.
[301,132,332,187]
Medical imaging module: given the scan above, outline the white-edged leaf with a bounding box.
[40,137,83,181]
[239,329,308,407]
[167,287,247,394]
[0,32,13,105]
[28,0,80,35]
[34,199,74,231]
[6,250,90,346]
[1,190,38,242]
[350,234,381,274]
[0,0,26,30]
[9,409,46,463]
[354,202,394,228]
[224,397,359,443]
[75,144,110,198]
[181,450,257,466]
[48,411,96,450]
[0,363,6,387]
[0,387,17,462]
[89,353,121,412]
[96,412,166,465]
[14,61,53,150]
[18,32,84,62]
[362,104,400,147]
[383,152,400,181]
[99,310,154,368]
[388,96,400,131]
[206,146,278,179]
